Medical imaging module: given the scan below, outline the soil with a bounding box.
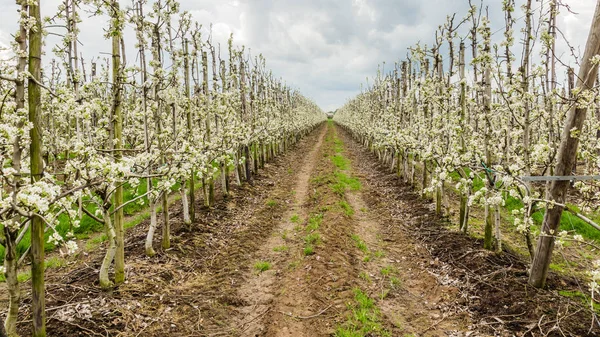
[1,122,598,336]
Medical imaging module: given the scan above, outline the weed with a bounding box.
[559,290,600,312]
[304,233,321,245]
[381,265,396,276]
[17,271,31,283]
[266,199,278,207]
[254,261,272,273]
[335,288,390,337]
[290,214,300,223]
[288,260,300,270]
[379,289,390,300]
[46,256,66,269]
[332,154,350,170]
[374,250,385,258]
[390,276,402,288]
[306,213,323,232]
[273,245,289,252]
[91,234,108,244]
[351,234,368,253]
[335,172,361,191]
[359,271,372,283]
[304,245,315,256]
[339,200,354,217]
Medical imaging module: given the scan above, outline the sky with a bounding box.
[0,0,595,112]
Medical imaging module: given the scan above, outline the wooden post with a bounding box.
[28,0,45,335]
[184,38,196,222]
[202,51,215,206]
[240,57,253,185]
[482,25,494,251]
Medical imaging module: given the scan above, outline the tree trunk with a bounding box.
[111,0,125,286]
[145,199,158,257]
[529,1,600,288]
[482,25,494,251]
[99,210,117,289]
[181,186,190,225]
[3,227,18,337]
[183,38,196,222]
[161,192,170,249]
[0,317,6,337]
[202,51,215,206]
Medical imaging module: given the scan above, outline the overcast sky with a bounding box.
[0,0,595,111]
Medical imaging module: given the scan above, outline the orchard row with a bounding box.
[0,0,324,336]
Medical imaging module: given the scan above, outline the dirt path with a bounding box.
[235,122,473,336]
[234,125,328,336]
[340,133,470,336]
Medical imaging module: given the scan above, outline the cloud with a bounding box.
[0,0,594,111]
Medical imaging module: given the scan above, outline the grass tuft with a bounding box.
[273,245,289,252]
[303,245,315,256]
[254,261,272,273]
[335,288,390,337]
[351,234,368,253]
[339,200,355,217]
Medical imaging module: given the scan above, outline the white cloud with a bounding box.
[0,0,595,111]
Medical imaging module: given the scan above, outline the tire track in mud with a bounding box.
[239,121,469,337]
[241,122,369,337]
[234,125,328,336]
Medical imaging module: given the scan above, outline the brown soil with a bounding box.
[338,125,600,337]
[2,122,598,337]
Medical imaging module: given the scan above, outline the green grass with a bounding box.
[254,261,272,273]
[303,245,315,256]
[266,199,278,207]
[389,276,402,288]
[17,271,31,283]
[304,233,321,245]
[331,172,362,196]
[335,288,390,337]
[359,271,372,283]
[351,234,368,253]
[290,214,301,223]
[306,213,323,232]
[273,245,289,252]
[339,200,355,217]
[46,256,66,269]
[449,166,600,243]
[336,172,361,191]
[381,265,397,276]
[332,154,350,170]
[559,290,600,312]
[503,193,600,241]
[303,231,321,256]
[333,138,344,153]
